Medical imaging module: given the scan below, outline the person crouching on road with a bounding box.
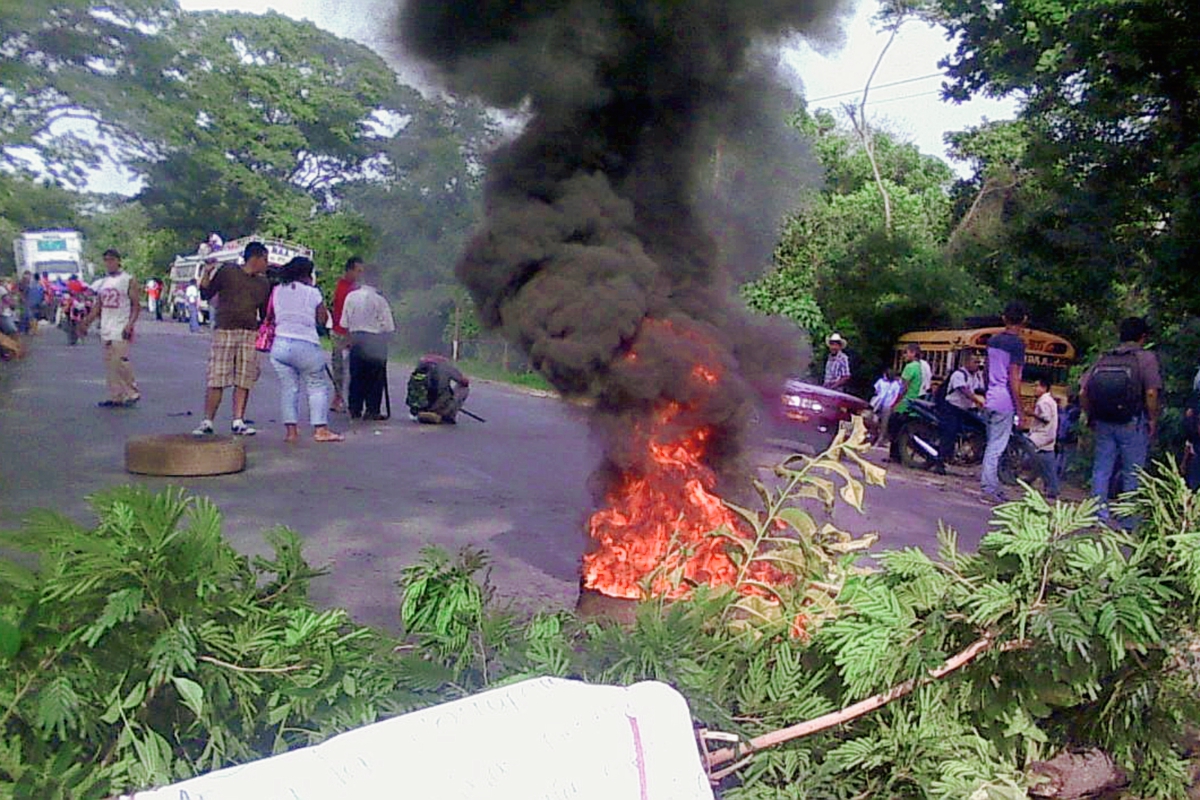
[79,249,141,407]
[192,241,271,437]
[268,257,343,443]
[407,354,471,425]
[340,267,395,421]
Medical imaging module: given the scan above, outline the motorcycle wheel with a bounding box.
[1000,434,1037,486]
[898,420,940,470]
[956,430,987,465]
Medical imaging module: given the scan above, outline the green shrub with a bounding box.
[3,424,1199,798]
[393,422,1200,798]
[0,486,410,799]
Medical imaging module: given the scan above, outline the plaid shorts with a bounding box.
[206,329,260,389]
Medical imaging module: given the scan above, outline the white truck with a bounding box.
[167,235,314,324]
[12,230,90,282]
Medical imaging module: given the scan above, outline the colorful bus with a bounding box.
[893,327,1076,417]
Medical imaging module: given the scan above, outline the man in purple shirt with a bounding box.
[981,301,1028,503]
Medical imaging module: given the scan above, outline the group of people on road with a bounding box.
[1,269,109,360]
[825,301,1176,518]
[1,271,54,338]
[78,241,472,441]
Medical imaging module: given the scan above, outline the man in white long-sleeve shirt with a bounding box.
[340,273,396,420]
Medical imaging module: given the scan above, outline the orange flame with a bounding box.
[583,372,780,600]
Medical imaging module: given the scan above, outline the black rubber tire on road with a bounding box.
[125,434,246,477]
[897,420,940,470]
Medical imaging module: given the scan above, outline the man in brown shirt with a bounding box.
[192,241,271,436]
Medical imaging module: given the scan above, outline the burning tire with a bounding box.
[897,420,940,471]
[125,434,245,477]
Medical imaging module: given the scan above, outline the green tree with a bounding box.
[341,87,494,352]
[0,0,180,186]
[78,202,178,281]
[934,0,1200,322]
[133,10,400,243]
[0,3,401,247]
[0,175,83,274]
[258,194,375,301]
[747,108,979,388]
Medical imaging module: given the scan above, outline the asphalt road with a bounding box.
[0,321,1000,630]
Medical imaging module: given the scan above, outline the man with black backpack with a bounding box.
[406,354,471,424]
[935,351,985,474]
[1081,317,1161,510]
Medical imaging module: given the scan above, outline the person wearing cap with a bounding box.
[823,332,851,391]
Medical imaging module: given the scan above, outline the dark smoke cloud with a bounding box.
[398,0,845,487]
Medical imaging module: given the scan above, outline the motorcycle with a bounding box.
[63,293,92,346]
[893,398,1035,486]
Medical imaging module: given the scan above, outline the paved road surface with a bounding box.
[0,322,1001,630]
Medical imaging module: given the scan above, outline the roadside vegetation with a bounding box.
[2,423,1198,798]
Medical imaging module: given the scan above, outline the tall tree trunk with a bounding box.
[845,23,901,233]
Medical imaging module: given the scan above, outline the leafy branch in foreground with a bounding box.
[0,486,408,800]
[3,429,1199,799]
[395,424,1200,799]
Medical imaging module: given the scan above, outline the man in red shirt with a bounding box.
[146,277,163,321]
[330,256,365,413]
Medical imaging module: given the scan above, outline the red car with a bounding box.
[757,379,875,453]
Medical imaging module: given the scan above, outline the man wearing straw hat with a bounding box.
[822,332,851,391]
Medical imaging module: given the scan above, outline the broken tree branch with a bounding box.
[705,636,1027,771]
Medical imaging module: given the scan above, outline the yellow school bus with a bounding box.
[893,327,1076,417]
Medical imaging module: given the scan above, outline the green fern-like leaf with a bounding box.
[35,676,81,739]
[966,581,1020,626]
[81,587,144,648]
[877,547,937,579]
[395,654,456,693]
[147,622,198,686]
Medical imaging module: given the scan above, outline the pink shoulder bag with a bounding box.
[254,288,276,352]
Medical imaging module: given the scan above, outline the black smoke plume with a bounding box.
[399,1,845,490]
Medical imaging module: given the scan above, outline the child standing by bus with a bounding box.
[1029,377,1060,499]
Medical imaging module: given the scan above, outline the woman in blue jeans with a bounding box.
[268,258,343,443]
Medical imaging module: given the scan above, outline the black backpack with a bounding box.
[406,362,439,413]
[933,367,966,407]
[1087,349,1144,423]
[1185,390,1200,446]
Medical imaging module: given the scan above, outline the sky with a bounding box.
[98,0,1016,192]
[785,6,1018,168]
